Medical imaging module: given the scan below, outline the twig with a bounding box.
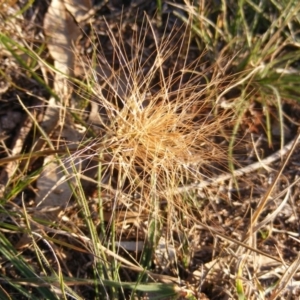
[175,132,300,194]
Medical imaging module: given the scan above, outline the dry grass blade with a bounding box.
[0,100,35,195]
[248,131,300,237]
[269,253,300,300]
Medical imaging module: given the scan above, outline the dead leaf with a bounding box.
[44,0,79,78]
[35,155,78,213]
[25,0,92,237]
[64,0,92,23]
[34,116,83,214]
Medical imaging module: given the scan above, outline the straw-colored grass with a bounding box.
[1,1,300,299]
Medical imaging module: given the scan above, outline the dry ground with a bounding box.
[1,1,300,299]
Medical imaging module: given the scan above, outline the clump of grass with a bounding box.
[74,17,234,222]
[81,20,231,195]
[64,16,236,298]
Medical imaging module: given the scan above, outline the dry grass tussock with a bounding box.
[73,19,235,214]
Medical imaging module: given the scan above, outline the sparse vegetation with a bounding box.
[0,1,300,299]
